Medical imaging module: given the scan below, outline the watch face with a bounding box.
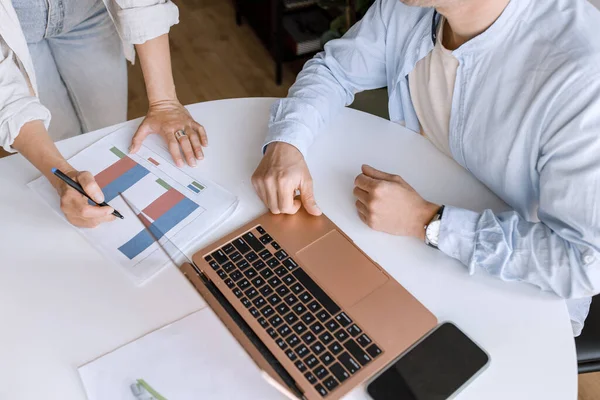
[426,220,441,246]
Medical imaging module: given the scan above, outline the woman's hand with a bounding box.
[129,99,208,167]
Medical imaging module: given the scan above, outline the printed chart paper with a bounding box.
[28,124,238,284]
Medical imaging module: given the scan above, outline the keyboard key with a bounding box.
[292,303,307,315]
[299,292,313,304]
[233,288,243,298]
[253,296,266,308]
[310,322,325,335]
[251,276,266,288]
[258,317,268,328]
[308,300,322,313]
[302,313,316,325]
[283,274,296,285]
[269,315,284,328]
[328,342,343,355]
[316,310,331,323]
[301,332,316,345]
[204,255,213,262]
[242,232,264,252]
[284,313,299,325]
[290,283,304,295]
[230,271,243,282]
[256,226,266,235]
[253,260,267,271]
[232,237,251,254]
[276,304,290,315]
[339,352,361,374]
[211,249,228,264]
[344,339,371,366]
[267,294,282,306]
[286,349,297,361]
[217,269,226,279]
[249,307,259,318]
[305,355,318,369]
[366,344,382,358]
[238,278,250,290]
[276,337,287,350]
[287,334,300,347]
[283,258,298,271]
[295,360,307,372]
[285,294,299,306]
[236,260,249,271]
[260,285,274,297]
[326,320,340,332]
[347,324,362,337]
[268,277,282,287]
[271,241,281,250]
[260,268,274,279]
[259,249,272,260]
[274,249,288,261]
[276,285,290,296]
[310,342,326,355]
[323,376,339,392]
[314,365,328,380]
[244,287,258,299]
[243,268,258,279]
[296,344,309,358]
[319,352,335,366]
[274,266,288,277]
[225,278,235,289]
[319,332,334,345]
[330,362,350,383]
[223,262,236,273]
[357,334,372,347]
[315,384,327,397]
[246,251,259,262]
[304,372,316,384]
[230,251,242,263]
[240,297,251,308]
[222,243,235,254]
[292,322,308,335]
[267,327,277,338]
[334,330,349,342]
[261,305,275,318]
[267,259,280,270]
[208,260,219,270]
[278,325,292,337]
[260,234,273,244]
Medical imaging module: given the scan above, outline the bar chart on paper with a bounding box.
[28,125,238,285]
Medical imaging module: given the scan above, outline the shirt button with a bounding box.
[584,255,595,264]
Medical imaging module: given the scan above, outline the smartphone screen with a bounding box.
[366,323,489,400]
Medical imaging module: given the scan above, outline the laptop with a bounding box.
[179,207,437,399]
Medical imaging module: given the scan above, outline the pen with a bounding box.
[52,168,124,219]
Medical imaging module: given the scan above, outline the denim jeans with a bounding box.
[12,0,127,142]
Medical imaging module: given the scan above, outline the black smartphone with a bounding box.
[366,322,490,400]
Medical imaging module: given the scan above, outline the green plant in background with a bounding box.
[318,0,376,45]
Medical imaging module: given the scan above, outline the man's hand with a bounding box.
[353,165,439,239]
[252,142,321,215]
[129,100,208,168]
[56,170,116,228]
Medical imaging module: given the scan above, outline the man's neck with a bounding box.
[437,0,510,50]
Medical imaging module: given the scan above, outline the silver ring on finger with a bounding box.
[174,129,187,141]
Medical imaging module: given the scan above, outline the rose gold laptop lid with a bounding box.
[184,208,437,400]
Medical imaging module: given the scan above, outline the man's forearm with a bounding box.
[11,120,74,190]
[135,34,177,104]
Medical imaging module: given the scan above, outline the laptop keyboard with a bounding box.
[204,225,383,397]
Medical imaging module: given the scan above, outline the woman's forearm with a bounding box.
[11,120,74,190]
[135,34,177,104]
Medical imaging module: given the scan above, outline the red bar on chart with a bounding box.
[142,188,186,221]
[148,157,160,166]
[95,156,137,188]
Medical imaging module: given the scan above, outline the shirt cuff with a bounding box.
[263,119,314,159]
[0,98,51,152]
[438,205,480,273]
[116,1,179,45]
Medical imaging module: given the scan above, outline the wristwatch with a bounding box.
[425,205,445,249]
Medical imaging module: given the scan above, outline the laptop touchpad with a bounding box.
[296,230,388,309]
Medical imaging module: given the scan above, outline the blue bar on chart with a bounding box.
[118,197,200,259]
[187,184,200,193]
[102,164,150,202]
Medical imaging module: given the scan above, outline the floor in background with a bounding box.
[579,372,600,400]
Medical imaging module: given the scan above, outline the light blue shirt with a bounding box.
[264,0,600,335]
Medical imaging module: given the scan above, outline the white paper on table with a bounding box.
[27,121,239,285]
[78,309,285,400]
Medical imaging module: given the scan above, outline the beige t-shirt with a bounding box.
[408,17,458,158]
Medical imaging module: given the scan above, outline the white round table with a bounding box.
[0,98,577,399]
